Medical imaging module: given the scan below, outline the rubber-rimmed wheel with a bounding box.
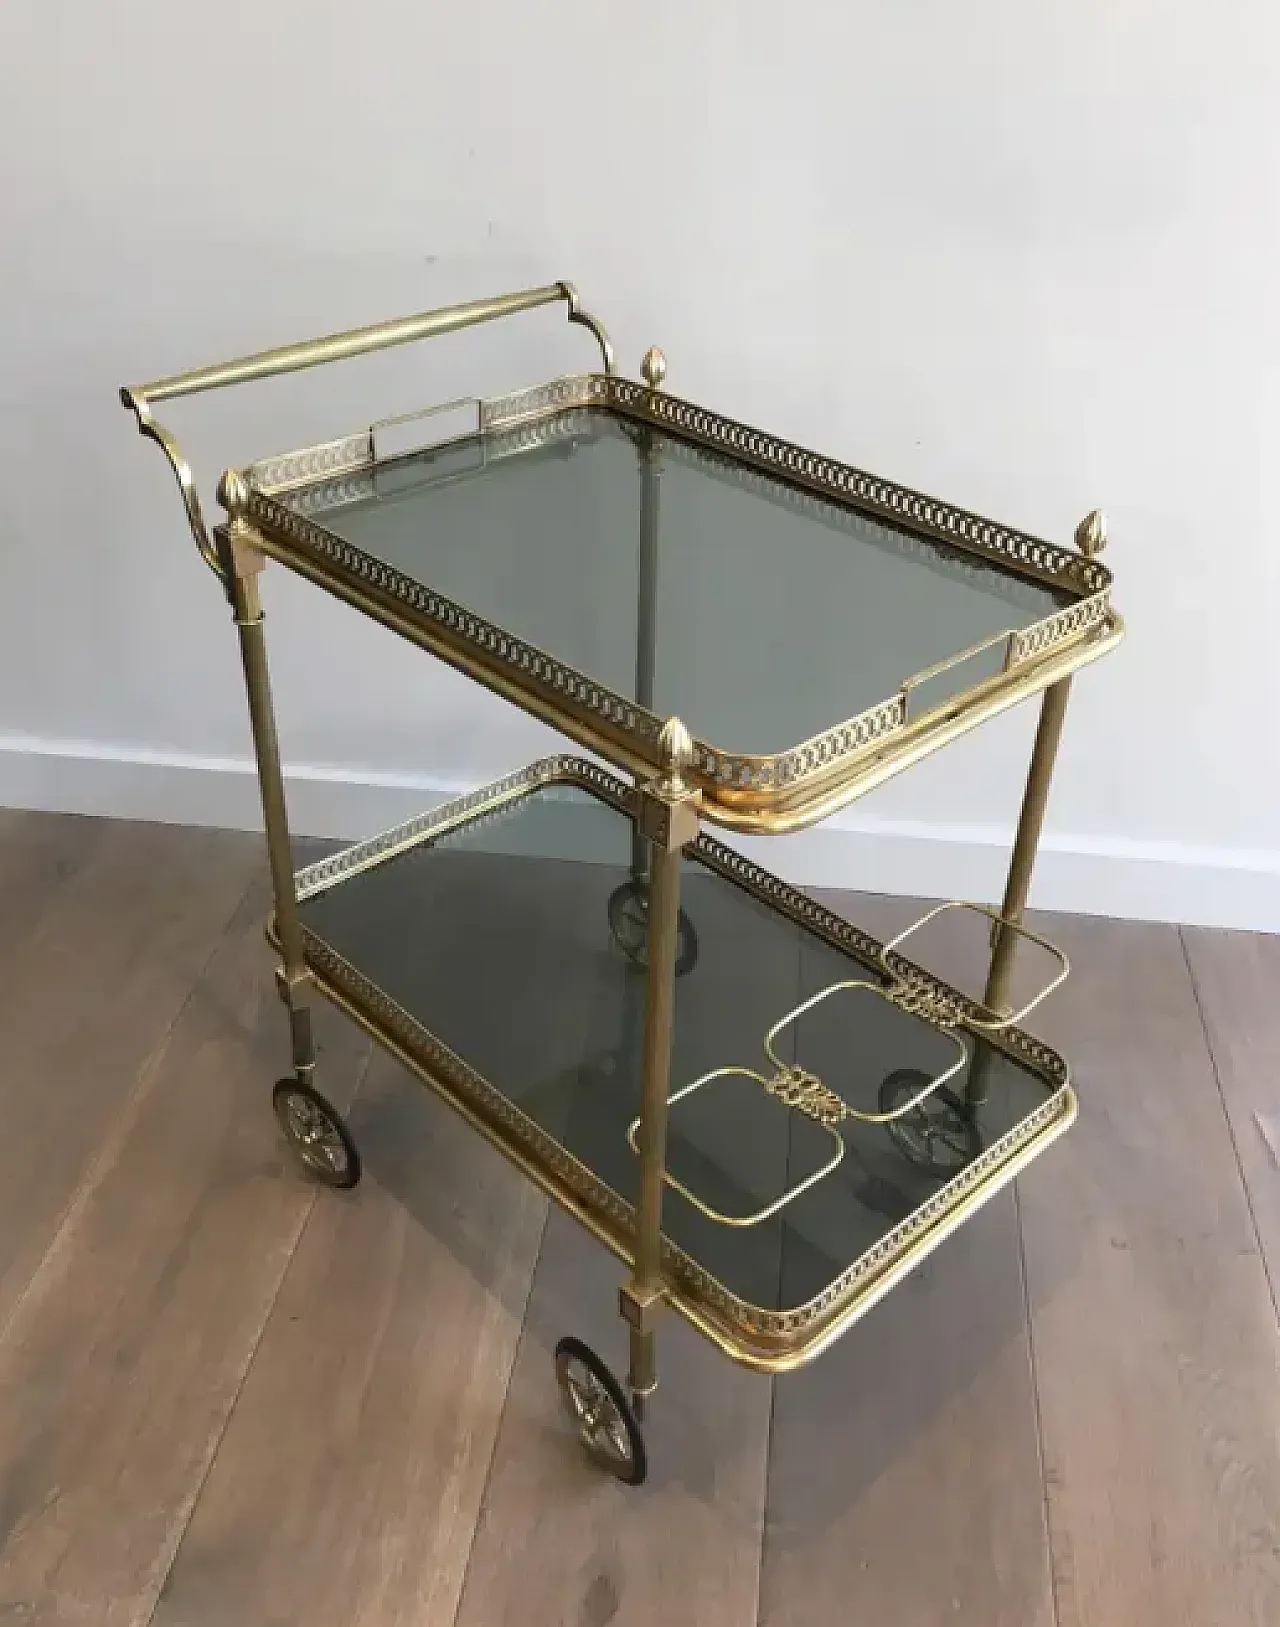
[878,1069,982,1178]
[272,1079,362,1190]
[554,1336,647,1485]
[607,879,698,978]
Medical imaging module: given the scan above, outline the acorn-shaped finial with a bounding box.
[659,714,692,771]
[641,346,667,392]
[217,466,251,524]
[1074,508,1107,557]
[657,715,693,795]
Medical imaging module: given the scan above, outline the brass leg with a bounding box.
[629,809,650,888]
[970,677,1072,1104]
[227,561,315,1080]
[624,836,681,1407]
[630,403,662,887]
[619,715,699,1412]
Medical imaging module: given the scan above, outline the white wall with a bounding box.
[1,1,1277,928]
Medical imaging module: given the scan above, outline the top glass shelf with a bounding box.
[238,373,1118,831]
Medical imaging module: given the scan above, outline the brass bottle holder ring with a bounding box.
[878,900,1070,1032]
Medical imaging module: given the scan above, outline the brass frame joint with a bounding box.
[619,1281,666,1334]
[637,790,700,852]
[228,532,267,579]
[273,963,313,1008]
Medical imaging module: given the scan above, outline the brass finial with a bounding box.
[641,346,667,392]
[217,467,251,525]
[656,715,693,796]
[1075,508,1107,557]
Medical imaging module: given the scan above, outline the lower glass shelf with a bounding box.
[283,755,1074,1372]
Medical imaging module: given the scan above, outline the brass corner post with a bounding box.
[630,346,667,884]
[219,469,315,1080]
[966,677,1071,1107]
[621,715,700,1411]
[971,508,1106,1105]
[983,679,1073,1005]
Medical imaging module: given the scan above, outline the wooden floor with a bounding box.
[1,808,1278,1627]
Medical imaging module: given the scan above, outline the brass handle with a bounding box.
[120,280,615,578]
[898,626,1015,722]
[370,397,484,464]
[122,280,613,407]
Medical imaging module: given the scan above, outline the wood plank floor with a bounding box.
[0,811,1277,1627]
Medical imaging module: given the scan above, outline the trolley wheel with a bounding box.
[878,1069,982,1178]
[553,1336,647,1486]
[272,1079,362,1190]
[607,879,698,978]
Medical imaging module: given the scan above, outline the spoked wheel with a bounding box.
[878,1069,982,1178]
[272,1079,362,1190]
[607,879,698,978]
[554,1336,647,1486]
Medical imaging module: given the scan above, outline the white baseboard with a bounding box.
[2,734,1277,933]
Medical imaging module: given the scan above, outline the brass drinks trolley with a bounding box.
[122,282,1122,1485]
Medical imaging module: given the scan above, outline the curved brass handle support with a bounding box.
[119,386,223,579]
[560,281,616,374]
